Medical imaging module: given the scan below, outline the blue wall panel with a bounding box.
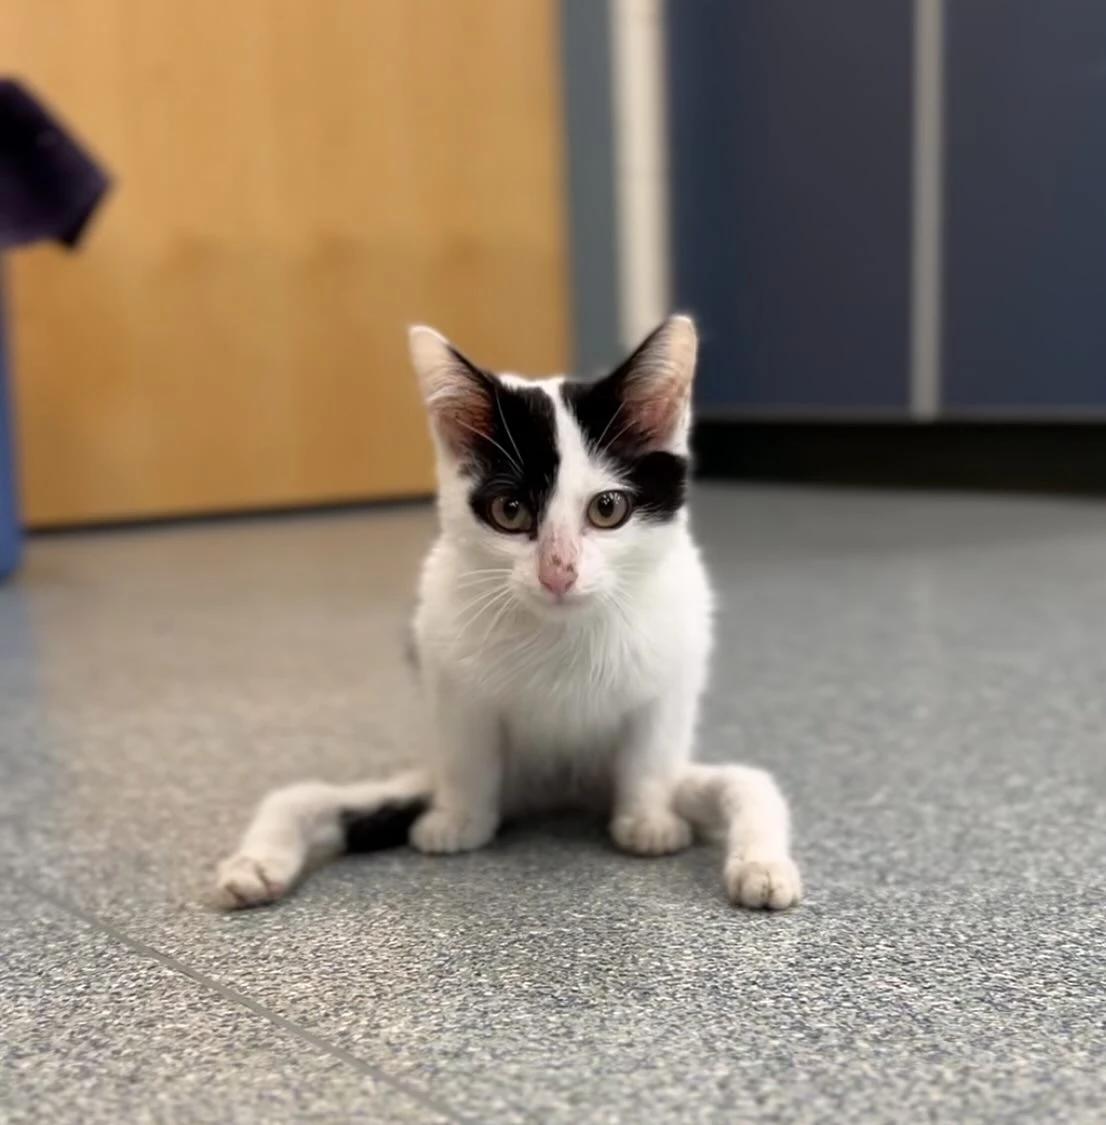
[943,0,1106,411]
[666,0,914,413]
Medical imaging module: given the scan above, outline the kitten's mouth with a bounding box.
[524,587,590,615]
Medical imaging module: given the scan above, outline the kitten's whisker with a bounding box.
[494,389,525,473]
[479,593,517,648]
[453,567,513,592]
[454,574,510,590]
[451,417,521,475]
[593,400,626,449]
[454,586,511,629]
[457,602,509,641]
[604,417,638,449]
[457,582,516,629]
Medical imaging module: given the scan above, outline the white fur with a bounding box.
[216,317,801,911]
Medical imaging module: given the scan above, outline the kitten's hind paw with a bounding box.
[214,851,298,910]
[611,810,693,856]
[725,856,803,910]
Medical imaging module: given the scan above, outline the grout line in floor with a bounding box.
[5,874,478,1125]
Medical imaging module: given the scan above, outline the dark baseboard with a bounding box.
[693,421,1106,495]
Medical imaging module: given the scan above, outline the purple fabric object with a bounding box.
[0,78,111,251]
[0,78,111,578]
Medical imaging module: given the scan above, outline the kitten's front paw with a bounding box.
[409,808,497,854]
[725,856,803,910]
[214,851,298,910]
[611,810,693,856]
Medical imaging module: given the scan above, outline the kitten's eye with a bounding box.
[586,490,632,530]
[488,495,533,534]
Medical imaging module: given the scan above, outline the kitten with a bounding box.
[215,315,802,910]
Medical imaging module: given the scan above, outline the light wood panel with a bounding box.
[0,0,569,525]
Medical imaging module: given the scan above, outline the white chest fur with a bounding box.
[414,532,713,753]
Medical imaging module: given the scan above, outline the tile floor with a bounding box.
[0,486,1103,1124]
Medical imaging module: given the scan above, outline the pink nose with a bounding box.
[539,563,577,596]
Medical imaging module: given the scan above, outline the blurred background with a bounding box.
[2,0,1105,550]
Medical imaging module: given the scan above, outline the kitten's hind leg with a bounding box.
[675,763,802,910]
[214,770,430,910]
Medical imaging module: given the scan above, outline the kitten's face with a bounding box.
[410,317,697,616]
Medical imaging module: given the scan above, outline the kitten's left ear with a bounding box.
[407,325,495,461]
[610,314,698,447]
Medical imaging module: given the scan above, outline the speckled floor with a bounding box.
[0,486,1103,1124]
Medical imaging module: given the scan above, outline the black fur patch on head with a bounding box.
[454,366,561,537]
[340,798,429,853]
[560,363,688,523]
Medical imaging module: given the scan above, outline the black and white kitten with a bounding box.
[216,316,802,910]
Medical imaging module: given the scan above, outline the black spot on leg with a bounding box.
[340,799,429,853]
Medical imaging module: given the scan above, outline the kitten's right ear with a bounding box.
[407,326,494,461]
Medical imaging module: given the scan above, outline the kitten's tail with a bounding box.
[214,770,431,910]
[673,763,803,909]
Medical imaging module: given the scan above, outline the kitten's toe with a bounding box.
[409,809,497,854]
[611,810,693,856]
[725,856,802,910]
[214,852,297,910]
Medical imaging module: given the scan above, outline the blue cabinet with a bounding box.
[666,0,915,414]
[942,0,1106,413]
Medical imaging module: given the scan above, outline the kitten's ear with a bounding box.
[407,326,494,461]
[609,314,698,448]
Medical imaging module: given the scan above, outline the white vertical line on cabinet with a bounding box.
[910,0,946,419]
[609,0,672,349]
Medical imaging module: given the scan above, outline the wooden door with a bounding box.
[0,0,569,525]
